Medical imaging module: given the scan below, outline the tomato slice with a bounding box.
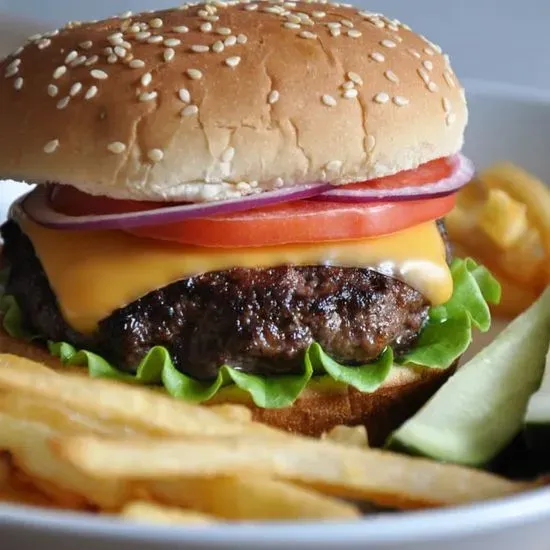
[126,195,456,247]
[342,157,454,192]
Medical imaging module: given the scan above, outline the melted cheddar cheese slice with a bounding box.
[19,218,453,334]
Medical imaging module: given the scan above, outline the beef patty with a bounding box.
[1,220,450,380]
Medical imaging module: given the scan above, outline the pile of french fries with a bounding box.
[0,353,533,525]
[447,162,550,317]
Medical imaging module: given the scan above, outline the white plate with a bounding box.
[1,79,550,550]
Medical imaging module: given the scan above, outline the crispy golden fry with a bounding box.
[120,501,215,525]
[478,188,528,249]
[0,355,247,437]
[208,404,253,424]
[150,477,360,521]
[54,434,526,509]
[481,163,550,261]
[0,411,131,509]
[0,392,131,437]
[322,425,369,447]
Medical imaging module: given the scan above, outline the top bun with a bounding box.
[0,2,467,202]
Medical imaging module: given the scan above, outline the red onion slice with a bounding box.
[312,154,474,202]
[21,182,332,231]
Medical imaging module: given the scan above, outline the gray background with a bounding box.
[0,1,549,89]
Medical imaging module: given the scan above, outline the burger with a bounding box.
[0,2,498,445]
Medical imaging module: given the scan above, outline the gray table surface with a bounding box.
[0,0,549,89]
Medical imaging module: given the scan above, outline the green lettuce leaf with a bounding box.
[1,258,500,409]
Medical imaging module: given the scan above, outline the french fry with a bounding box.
[322,425,369,447]
[120,501,215,525]
[150,477,360,521]
[54,434,526,509]
[0,355,247,437]
[0,412,131,509]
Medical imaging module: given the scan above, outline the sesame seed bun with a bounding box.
[0,325,455,445]
[0,2,467,202]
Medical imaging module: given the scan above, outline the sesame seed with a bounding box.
[244,3,258,10]
[57,96,70,110]
[150,18,163,29]
[370,52,385,63]
[446,113,457,126]
[424,47,435,56]
[141,72,153,87]
[326,160,342,173]
[381,39,396,48]
[162,38,180,48]
[217,27,232,35]
[287,14,302,24]
[237,34,247,44]
[327,22,341,29]
[343,88,358,99]
[107,142,127,154]
[384,70,399,83]
[224,35,237,46]
[330,28,341,37]
[139,91,158,102]
[373,92,389,104]
[43,139,59,154]
[85,86,98,100]
[107,55,118,64]
[200,22,213,33]
[13,77,23,90]
[70,82,82,96]
[114,46,127,58]
[48,84,59,97]
[136,31,152,41]
[129,59,146,69]
[178,88,191,103]
[37,38,52,50]
[91,69,108,80]
[120,10,132,19]
[347,29,362,38]
[442,97,452,113]
[225,56,241,68]
[444,71,455,88]
[103,47,114,56]
[367,134,376,152]
[212,40,225,53]
[428,81,438,92]
[268,90,280,104]
[164,48,176,62]
[299,31,317,39]
[341,19,354,28]
[417,68,430,84]
[148,149,164,162]
[191,44,210,53]
[70,55,87,68]
[407,48,421,59]
[6,58,21,71]
[284,22,301,30]
[4,65,18,78]
[78,41,93,53]
[147,36,164,44]
[222,147,235,162]
[83,55,98,67]
[28,33,42,42]
[52,66,66,80]
[393,95,409,106]
[347,71,363,85]
[181,104,199,117]
[173,25,189,33]
[322,94,337,107]
[65,50,78,64]
[186,68,203,80]
[341,81,354,91]
[423,60,433,71]
[107,33,123,46]
[312,10,326,17]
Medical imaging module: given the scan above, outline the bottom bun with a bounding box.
[0,328,456,446]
